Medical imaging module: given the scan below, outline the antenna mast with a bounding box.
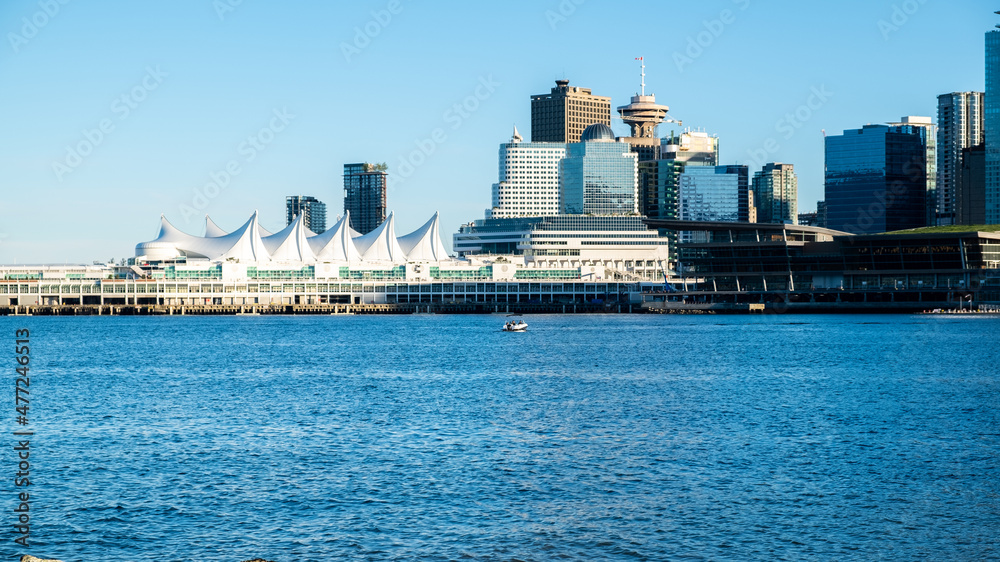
[635,56,646,96]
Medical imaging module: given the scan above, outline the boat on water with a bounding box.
[502,319,528,332]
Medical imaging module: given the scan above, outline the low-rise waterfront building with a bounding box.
[0,211,659,307]
[453,214,670,282]
[643,219,1000,306]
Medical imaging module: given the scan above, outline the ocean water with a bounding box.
[2,313,999,561]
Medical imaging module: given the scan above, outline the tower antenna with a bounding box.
[635,56,645,96]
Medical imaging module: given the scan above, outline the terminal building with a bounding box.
[0,211,658,307]
[641,219,1000,308]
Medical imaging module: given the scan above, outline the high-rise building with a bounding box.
[958,144,986,225]
[719,164,751,223]
[285,196,327,234]
[343,162,388,235]
[888,116,936,226]
[752,163,798,225]
[937,92,984,225]
[488,126,566,219]
[824,125,928,234]
[559,124,638,215]
[638,131,719,221]
[662,131,719,166]
[796,202,827,228]
[986,26,1000,223]
[531,79,611,143]
[677,165,746,243]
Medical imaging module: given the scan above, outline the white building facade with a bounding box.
[488,127,566,219]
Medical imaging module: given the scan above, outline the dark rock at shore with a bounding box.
[240,559,277,562]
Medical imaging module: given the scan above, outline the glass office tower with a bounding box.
[559,124,638,215]
[986,29,1000,223]
[678,166,741,223]
[824,125,928,234]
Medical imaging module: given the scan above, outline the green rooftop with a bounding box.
[880,224,1000,235]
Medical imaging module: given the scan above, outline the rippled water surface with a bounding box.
[2,314,999,560]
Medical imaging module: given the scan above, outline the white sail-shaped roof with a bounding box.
[136,212,271,261]
[215,212,271,262]
[267,214,317,262]
[397,212,450,262]
[353,212,406,263]
[309,212,361,262]
[155,215,200,244]
[262,221,294,255]
[204,216,227,237]
[257,223,273,237]
[137,211,451,266]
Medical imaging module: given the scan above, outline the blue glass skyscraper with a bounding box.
[679,166,742,223]
[559,124,638,215]
[986,28,1000,223]
[824,125,928,234]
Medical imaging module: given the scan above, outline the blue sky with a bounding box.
[0,0,990,263]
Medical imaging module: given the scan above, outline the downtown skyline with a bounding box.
[0,0,988,263]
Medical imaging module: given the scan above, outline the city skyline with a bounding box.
[0,0,988,263]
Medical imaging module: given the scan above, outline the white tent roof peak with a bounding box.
[309,211,361,262]
[397,211,451,262]
[353,212,406,263]
[204,215,227,237]
[267,213,317,262]
[217,212,270,262]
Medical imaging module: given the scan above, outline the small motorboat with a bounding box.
[502,319,528,332]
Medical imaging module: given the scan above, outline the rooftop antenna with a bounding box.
[635,56,645,96]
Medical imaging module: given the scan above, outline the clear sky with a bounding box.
[0,0,990,263]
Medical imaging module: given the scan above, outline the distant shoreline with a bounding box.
[3,303,997,317]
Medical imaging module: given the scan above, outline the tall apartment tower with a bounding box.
[531,79,611,143]
[986,24,1000,223]
[752,163,798,225]
[937,92,984,225]
[285,195,327,233]
[343,162,388,235]
[825,124,928,234]
[488,126,566,219]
